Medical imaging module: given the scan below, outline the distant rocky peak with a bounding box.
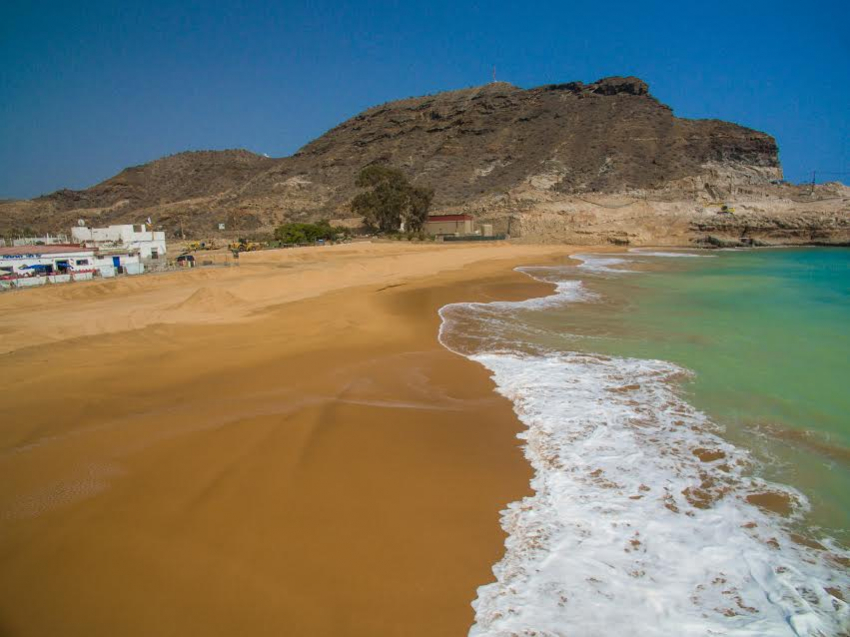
[542,76,650,96]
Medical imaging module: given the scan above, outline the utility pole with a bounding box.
[810,170,816,195]
[492,65,496,83]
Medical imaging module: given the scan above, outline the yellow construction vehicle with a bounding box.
[228,238,263,253]
[186,240,218,251]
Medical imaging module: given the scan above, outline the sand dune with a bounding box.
[170,286,243,312]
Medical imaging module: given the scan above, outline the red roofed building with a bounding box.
[423,214,475,237]
[0,244,97,288]
[0,243,144,289]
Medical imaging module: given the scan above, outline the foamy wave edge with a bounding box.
[438,265,850,637]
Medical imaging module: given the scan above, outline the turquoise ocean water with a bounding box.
[441,247,850,636]
[561,248,850,535]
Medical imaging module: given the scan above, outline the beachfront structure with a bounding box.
[0,245,95,275]
[423,214,475,237]
[92,252,144,277]
[0,244,143,289]
[0,245,97,288]
[72,224,167,260]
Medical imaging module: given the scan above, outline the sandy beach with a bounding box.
[0,242,579,636]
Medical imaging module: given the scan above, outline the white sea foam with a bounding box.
[572,253,635,274]
[437,265,850,636]
[437,269,592,356]
[571,249,713,276]
[628,249,715,258]
[468,352,849,636]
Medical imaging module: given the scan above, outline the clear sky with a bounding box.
[1,0,848,199]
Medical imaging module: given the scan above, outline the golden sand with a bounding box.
[0,242,578,636]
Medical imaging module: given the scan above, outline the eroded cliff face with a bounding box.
[249,76,781,207]
[1,76,846,245]
[500,191,850,247]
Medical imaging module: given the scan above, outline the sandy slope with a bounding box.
[0,241,579,637]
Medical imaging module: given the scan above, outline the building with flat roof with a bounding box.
[0,245,96,287]
[71,224,167,260]
[0,244,143,289]
[423,214,475,237]
[0,245,95,274]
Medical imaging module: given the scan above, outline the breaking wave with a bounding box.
[438,258,850,636]
[628,249,715,258]
[572,253,635,274]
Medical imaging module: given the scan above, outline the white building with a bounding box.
[0,245,95,276]
[72,224,167,260]
[0,244,142,289]
[0,245,96,288]
[92,252,143,277]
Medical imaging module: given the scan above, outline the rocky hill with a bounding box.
[1,76,847,245]
[272,77,780,203]
[41,149,275,213]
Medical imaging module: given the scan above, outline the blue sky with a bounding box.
[1,0,848,198]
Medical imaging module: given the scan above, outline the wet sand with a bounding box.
[0,242,577,636]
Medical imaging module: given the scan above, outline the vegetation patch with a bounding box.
[350,166,433,234]
[273,220,348,245]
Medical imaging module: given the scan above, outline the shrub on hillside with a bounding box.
[274,220,347,245]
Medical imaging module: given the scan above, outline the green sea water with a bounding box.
[443,247,849,631]
[546,248,850,538]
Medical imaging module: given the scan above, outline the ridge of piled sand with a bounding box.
[170,286,243,312]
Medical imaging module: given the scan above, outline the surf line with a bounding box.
[436,258,850,637]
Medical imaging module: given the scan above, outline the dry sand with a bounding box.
[0,241,580,637]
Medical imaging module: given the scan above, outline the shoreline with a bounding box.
[0,242,585,636]
[451,248,850,635]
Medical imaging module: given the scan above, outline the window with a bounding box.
[150,248,159,259]
[76,259,89,265]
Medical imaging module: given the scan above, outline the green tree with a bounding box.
[274,220,345,245]
[350,165,433,234]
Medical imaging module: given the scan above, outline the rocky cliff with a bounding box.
[1,76,846,245]
[276,77,781,203]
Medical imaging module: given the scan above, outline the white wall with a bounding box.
[0,249,146,287]
[93,253,140,276]
[0,250,95,274]
[72,224,167,259]
[12,234,69,246]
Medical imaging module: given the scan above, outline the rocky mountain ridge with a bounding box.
[1,76,847,245]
